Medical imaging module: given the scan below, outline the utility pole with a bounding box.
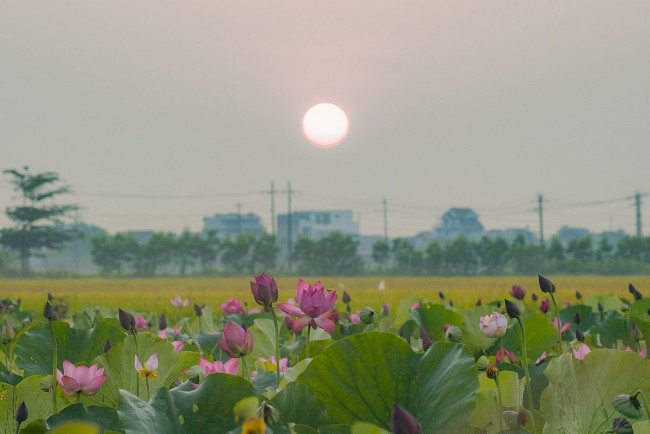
[270,182,276,235]
[74,209,80,273]
[236,201,242,234]
[382,198,388,243]
[537,194,545,247]
[635,191,642,237]
[287,181,293,272]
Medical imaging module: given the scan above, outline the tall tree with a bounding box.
[0,167,78,275]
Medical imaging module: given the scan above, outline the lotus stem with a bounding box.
[494,374,504,432]
[241,356,250,382]
[306,326,311,359]
[549,292,563,351]
[133,334,140,397]
[49,320,58,414]
[270,306,281,388]
[515,318,534,411]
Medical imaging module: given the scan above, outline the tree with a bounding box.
[135,232,175,276]
[292,232,362,276]
[91,233,139,275]
[424,241,443,275]
[0,167,78,276]
[220,234,256,274]
[443,236,478,275]
[250,234,279,272]
[371,239,391,270]
[391,238,423,275]
[475,236,508,275]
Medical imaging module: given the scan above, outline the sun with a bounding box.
[302,103,349,148]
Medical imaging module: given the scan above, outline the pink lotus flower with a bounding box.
[411,302,421,310]
[571,343,591,360]
[248,308,262,315]
[535,351,548,365]
[625,345,647,357]
[496,348,516,364]
[135,316,148,331]
[218,322,254,358]
[135,353,158,379]
[539,300,550,313]
[350,310,361,324]
[552,316,571,336]
[510,285,526,300]
[250,273,279,308]
[56,361,106,397]
[258,356,289,373]
[278,279,337,334]
[171,295,189,307]
[199,357,239,376]
[221,298,245,316]
[479,312,508,338]
[171,341,185,352]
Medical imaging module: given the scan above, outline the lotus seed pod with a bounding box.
[359,307,376,325]
[612,394,643,419]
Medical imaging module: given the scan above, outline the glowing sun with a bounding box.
[302,103,349,148]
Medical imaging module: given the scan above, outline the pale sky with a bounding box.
[1,1,649,238]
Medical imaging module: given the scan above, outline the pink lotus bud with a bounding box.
[250,273,279,308]
[479,312,508,338]
[218,322,254,358]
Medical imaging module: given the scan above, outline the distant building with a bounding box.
[202,213,264,238]
[276,210,360,257]
[433,207,484,241]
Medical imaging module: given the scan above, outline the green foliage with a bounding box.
[0,167,78,276]
[293,232,362,276]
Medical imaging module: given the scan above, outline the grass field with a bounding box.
[1,275,648,318]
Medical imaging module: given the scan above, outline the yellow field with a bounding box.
[0,275,648,318]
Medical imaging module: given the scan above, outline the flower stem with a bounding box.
[550,292,563,351]
[270,306,281,388]
[146,379,151,402]
[499,337,505,363]
[516,318,534,410]
[132,333,140,397]
[494,374,504,432]
[15,422,21,434]
[49,320,58,414]
[306,326,311,359]
[241,357,250,382]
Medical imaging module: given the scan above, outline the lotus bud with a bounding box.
[47,292,54,302]
[391,404,421,434]
[475,298,482,306]
[103,339,112,353]
[359,307,376,325]
[532,292,539,301]
[118,308,136,333]
[612,393,643,419]
[574,312,582,324]
[575,290,583,300]
[504,299,521,319]
[449,300,454,308]
[612,417,633,434]
[538,274,556,293]
[194,304,203,317]
[1,320,15,344]
[381,303,390,315]
[15,401,27,424]
[576,329,585,342]
[476,355,489,370]
[510,285,526,300]
[43,301,54,321]
[342,291,351,304]
[250,274,279,308]
[158,314,167,331]
[445,326,463,343]
[438,291,445,300]
[632,322,643,343]
[598,302,604,313]
[421,334,433,352]
[540,299,550,313]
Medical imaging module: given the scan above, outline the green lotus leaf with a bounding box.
[418,304,463,341]
[540,349,650,433]
[500,313,557,361]
[117,388,182,434]
[14,320,125,376]
[415,342,478,433]
[271,381,331,428]
[47,403,119,431]
[0,375,70,430]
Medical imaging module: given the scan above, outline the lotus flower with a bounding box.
[510,285,526,300]
[496,348,516,364]
[250,273,278,308]
[258,356,289,373]
[349,310,361,324]
[171,341,185,352]
[539,299,550,313]
[278,279,337,334]
[221,298,245,316]
[56,361,107,397]
[218,322,254,358]
[199,357,239,376]
[135,316,148,331]
[479,312,508,338]
[552,316,571,336]
[571,343,591,360]
[135,353,158,379]
[535,351,548,365]
[171,295,189,307]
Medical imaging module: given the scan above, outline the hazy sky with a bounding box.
[1,1,649,238]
